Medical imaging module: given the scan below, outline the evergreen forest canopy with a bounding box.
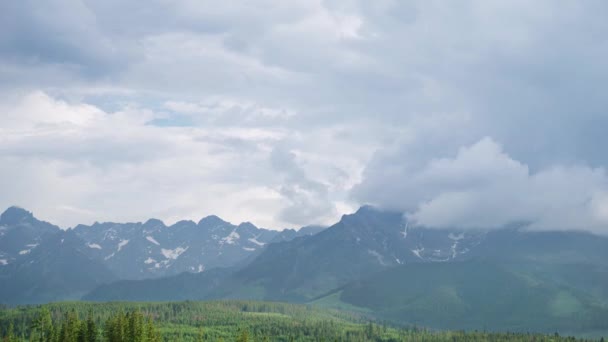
[0,301,604,342]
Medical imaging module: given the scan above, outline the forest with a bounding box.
[0,300,603,341]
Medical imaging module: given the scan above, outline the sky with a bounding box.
[1,1,608,233]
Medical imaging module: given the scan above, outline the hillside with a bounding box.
[81,206,608,336]
[0,209,116,305]
[316,260,608,334]
[0,206,324,304]
[83,267,231,302]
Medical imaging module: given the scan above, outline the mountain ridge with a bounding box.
[0,206,325,304]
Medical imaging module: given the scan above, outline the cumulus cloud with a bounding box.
[270,145,337,226]
[354,137,608,233]
[0,92,275,226]
[0,91,357,229]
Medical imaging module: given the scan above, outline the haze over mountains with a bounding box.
[2,205,608,334]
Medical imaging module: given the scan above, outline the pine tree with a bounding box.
[144,318,161,342]
[85,311,97,342]
[236,329,249,342]
[196,326,205,342]
[5,322,15,342]
[59,320,68,342]
[77,321,87,342]
[236,330,249,342]
[67,310,81,342]
[127,311,145,342]
[31,308,54,342]
[104,311,126,342]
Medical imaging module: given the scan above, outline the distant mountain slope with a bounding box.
[468,227,608,265]
[321,260,608,333]
[73,216,322,280]
[0,206,58,265]
[0,206,325,304]
[219,206,406,301]
[221,206,484,301]
[0,228,116,305]
[88,206,608,305]
[81,205,608,335]
[83,267,231,302]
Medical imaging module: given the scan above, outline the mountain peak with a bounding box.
[338,205,404,229]
[238,222,258,231]
[352,205,404,218]
[198,215,228,227]
[297,225,326,235]
[355,205,380,215]
[144,218,165,228]
[0,206,36,225]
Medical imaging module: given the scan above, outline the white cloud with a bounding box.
[0,91,357,229]
[2,1,608,234]
[357,137,608,233]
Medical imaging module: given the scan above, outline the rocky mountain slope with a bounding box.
[0,206,323,303]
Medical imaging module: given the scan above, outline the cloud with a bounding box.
[1,1,608,233]
[353,137,608,233]
[0,91,357,229]
[0,0,138,77]
[0,92,280,227]
[270,145,336,225]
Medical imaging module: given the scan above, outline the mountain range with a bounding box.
[0,206,322,304]
[2,205,608,334]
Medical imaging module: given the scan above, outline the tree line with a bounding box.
[0,301,602,341]
[2,308,160,342]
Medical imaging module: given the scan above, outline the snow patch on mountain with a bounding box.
[248,237,265,246]
[190,264,206,273]
[146,236,160,246]
[450,240,459,258]
[117,239,129,252]
[412,247,424,259]
[368,249,387,266]
[18,243,39,255]
[401,221,409,239]
[103,229,118,241]
[221,231,240,245]
[449,233,464,241]
[161,247,188,260]
[87,243,102,249]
